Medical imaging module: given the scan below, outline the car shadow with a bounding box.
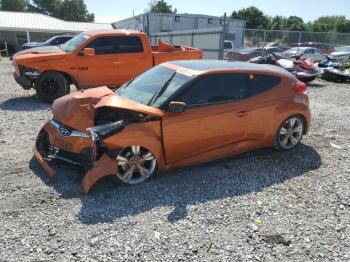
[0,95,50,111]
[29,143,321,225]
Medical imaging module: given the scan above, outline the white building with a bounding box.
[112,13,246,48]
[0,11,112,52]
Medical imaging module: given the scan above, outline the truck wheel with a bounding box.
[35,72,70,103]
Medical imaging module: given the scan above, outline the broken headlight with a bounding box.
[89,121,125,142]
[19,65,40,78]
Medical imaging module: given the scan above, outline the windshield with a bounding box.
[285,47,300,53]
[117,65,192,108]
[60,33,90,52]
[44,36,56,44]
[335,46,350,52]
[224,42,233,49]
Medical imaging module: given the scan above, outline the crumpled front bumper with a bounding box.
[33,120,118,193]
[14,73,33,90]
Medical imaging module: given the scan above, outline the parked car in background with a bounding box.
[33,60,310,192]
[22,35,74,50]
[282,47,326,62]
[224,40,235,51]
[329,46,350,60]
[266,42,290,51]
[225,46,283,61]
[290,42,332,54]
[13,29,202,102]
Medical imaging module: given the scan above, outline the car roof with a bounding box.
[84,29,144,36]
[52,35,74,38]
[167,60,291,76]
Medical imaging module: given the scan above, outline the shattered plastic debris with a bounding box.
[254,219,262,225]
[330,143,342,149]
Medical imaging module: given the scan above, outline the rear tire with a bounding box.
[274,115,305,151]
[35,71,70,103]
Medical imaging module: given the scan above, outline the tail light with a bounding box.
[293,82,307,95]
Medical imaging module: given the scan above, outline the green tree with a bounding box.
[28,0,94,22]
[59,0,94,22]
[0,0,28,11]
[312,16,350,33]
[268,15,287,30]
[149,0,174,13]
[285,16,306,31]
[231,6,268,29]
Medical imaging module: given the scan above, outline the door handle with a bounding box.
[236,111,249,117]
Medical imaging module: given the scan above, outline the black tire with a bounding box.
[298,76,316,83]
[110,145,158,186]
[35,71,70,103]
[273,115,305,151]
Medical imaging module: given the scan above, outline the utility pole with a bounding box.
[219,12,227,60]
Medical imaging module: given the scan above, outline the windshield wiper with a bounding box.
[147,72,176,106]
[117,78,134,95]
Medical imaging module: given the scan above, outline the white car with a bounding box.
[329,46,350,60]
[283,47,326,62]
[224,40,235,52]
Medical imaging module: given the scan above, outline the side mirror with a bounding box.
[82,48,95,56]
[168,101,186,113]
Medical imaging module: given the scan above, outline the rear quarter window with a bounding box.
[246,74,281,98]
[116,36,144,53]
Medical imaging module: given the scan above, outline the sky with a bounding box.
[85,0,350,24]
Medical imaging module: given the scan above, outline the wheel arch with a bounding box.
[38,70,79,89]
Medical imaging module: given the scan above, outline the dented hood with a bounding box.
[95,94,164,117]
[52,86,164,131]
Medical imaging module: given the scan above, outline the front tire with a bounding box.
[274,116,305,150]
[35,71,70,103]
[111,145,157,186]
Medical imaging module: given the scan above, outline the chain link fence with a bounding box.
[244,29,350,48]
[151,28,349,60]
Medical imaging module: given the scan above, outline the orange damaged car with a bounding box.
[13,29,202,102]
[33,60,311,193]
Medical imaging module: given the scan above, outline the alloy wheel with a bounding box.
[278,117,304,150]
[115,145,156,184]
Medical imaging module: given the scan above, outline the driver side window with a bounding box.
[85,36,116,55]
[304,49,314,54]
[178,74,247,106]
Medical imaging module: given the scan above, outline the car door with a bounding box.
[75,36,118,88]
[162,73,251,165]
[243,74,282,141]
[115,36,153,86]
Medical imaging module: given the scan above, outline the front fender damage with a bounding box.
[33,104,160,193]
[82,154,117,193]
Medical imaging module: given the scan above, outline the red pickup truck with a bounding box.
[13,29,202,102]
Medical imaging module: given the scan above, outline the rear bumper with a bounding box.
[13,73,32,90]
[304,107,311,134]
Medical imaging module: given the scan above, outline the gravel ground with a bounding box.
[0,57,349,261]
